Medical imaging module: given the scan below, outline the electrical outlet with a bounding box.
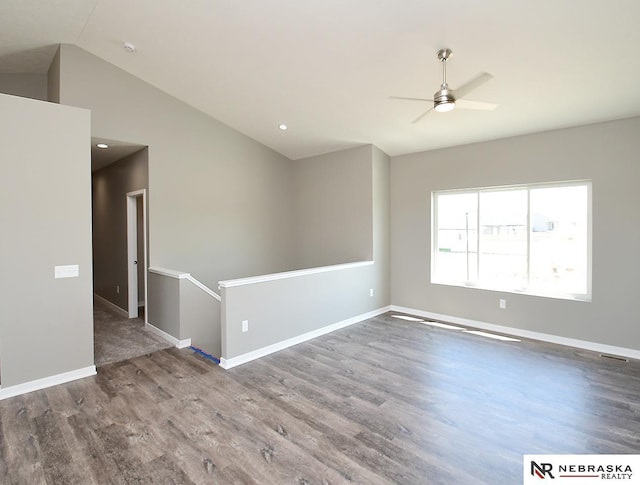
[116,285,120,294]
[369,288,374,297]
[499,299,506,309]
[242,320,249,332]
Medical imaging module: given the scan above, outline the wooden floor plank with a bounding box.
[66,412,126,484]
[140,453,196,484]
[0,396,47,484]
[231,361,458,483]
[195,366,391,485]
[94,423,148,483]
[33,409,87,485]
[2,312,640,484]
[0,410,12,483]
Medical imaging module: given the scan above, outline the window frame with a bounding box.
[431,180,592,302]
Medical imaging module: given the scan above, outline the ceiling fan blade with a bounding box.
[389,95,434,102]
[454,72,493,99]
[411,107,434,124]
[455,99,498,111]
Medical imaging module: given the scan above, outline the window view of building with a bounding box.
[432,181,590,300]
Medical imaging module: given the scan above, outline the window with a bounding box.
[432,181,591,301]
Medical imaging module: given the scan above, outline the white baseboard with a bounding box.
[220,305,391,370]
[0,365,97,401]
[145,322,192,349]
[390,305,640,361]
[93,293,129,318]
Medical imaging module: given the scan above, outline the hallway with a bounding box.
[93,298,172,367]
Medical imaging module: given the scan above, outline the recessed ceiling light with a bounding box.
[97,143,109,149]
[278,124,288,131]
[123,42,136,53]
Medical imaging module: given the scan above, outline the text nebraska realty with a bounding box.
[560,464,632,480]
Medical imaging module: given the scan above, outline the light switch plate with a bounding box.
[55,265,79,279]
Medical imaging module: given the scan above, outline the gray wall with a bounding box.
[0,93,93,386]
[372,145,391,306]
[147,271,180,338]
[147,270,221,356]
[92,148,148,311]
[221,263,379,361]
[53,45,389,361]
[292,142,390,304]
[56,45,296,292]
[391,117,640,351]
[221,144,391,361]
[47,47,60,103]
[181,280,221,357]
[0,73,47,101]
[293,145,373,268]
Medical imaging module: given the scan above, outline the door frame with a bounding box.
[126,189,147,320]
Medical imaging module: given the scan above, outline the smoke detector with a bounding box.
[123,42,136,53]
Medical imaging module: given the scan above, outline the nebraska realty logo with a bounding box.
[524,455,640,483]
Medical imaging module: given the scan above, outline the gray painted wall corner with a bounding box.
[180,279,221,357]
[147,271,181,339]
[0,74,48,102]
[0,94,93,386]
[390,117,640,351]
[293,144,374,268]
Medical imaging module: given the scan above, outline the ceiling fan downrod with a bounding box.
[438,48,452,87]
[434,48,455,112]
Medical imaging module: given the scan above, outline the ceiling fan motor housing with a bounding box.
[434,84,456,111]
[434,49,455,111]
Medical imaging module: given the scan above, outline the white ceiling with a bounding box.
[2,0,640,160]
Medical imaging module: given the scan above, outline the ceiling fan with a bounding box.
[391,48,497,123]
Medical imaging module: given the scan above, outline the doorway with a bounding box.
[92,140,165,366]
[127,189,147,319]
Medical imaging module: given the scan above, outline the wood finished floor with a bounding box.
[94,299,172,367]
[1,312,639,484]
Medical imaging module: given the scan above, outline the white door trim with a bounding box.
[126,189,147,320]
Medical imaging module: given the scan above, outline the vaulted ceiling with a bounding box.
[2,0,640,160]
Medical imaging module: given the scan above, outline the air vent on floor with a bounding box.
[599,353,628,363]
